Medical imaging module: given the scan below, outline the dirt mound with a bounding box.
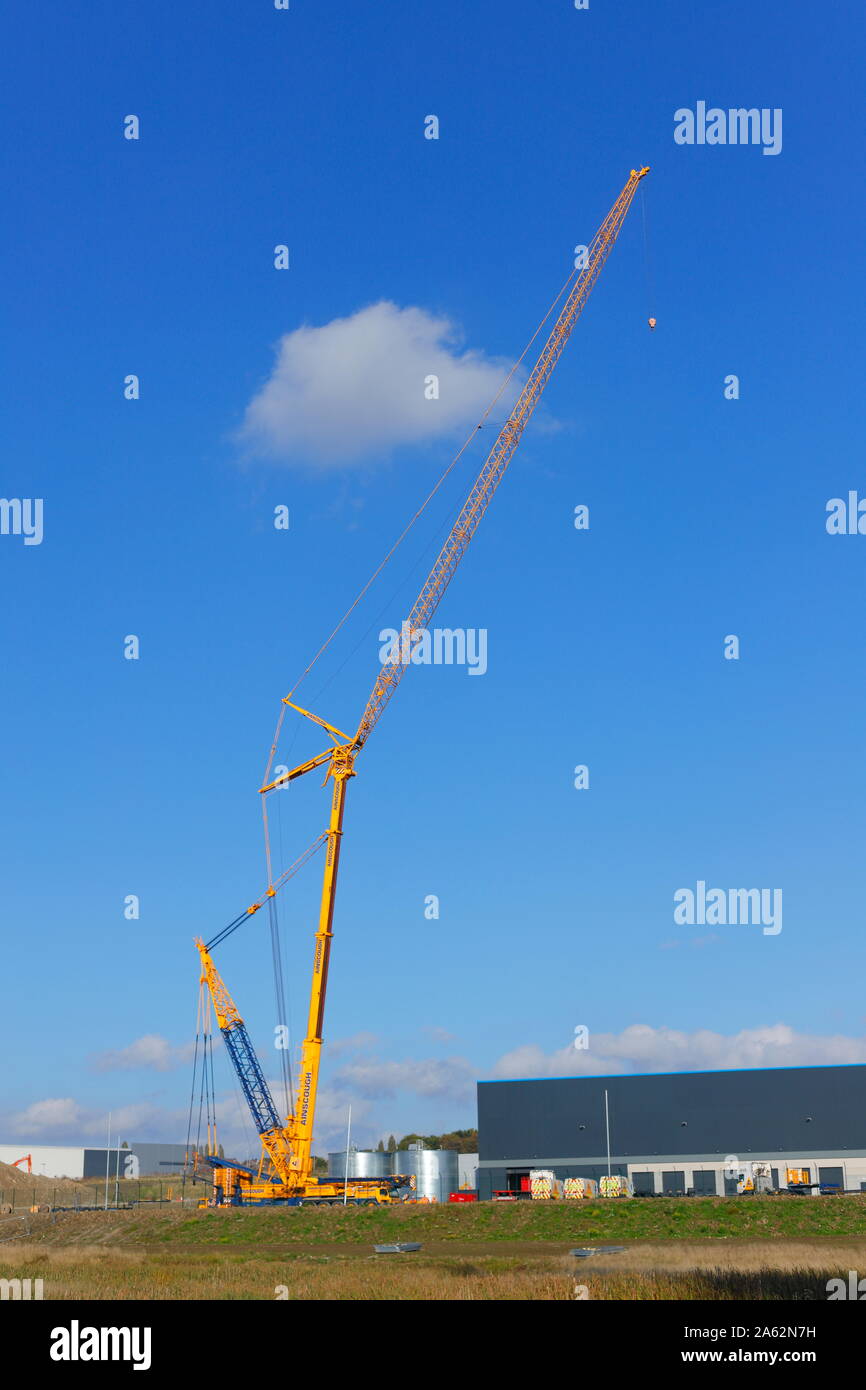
[0,1161,87,1195]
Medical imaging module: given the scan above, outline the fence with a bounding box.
[0,1179,200,1213]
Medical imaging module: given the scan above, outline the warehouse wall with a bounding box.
[0,1144,85,1179]
[478,1065,866,1161]
[82,1142,190,1178]
[478,1157,866,1200]
[458,1153,479,1190]
[0,1142,193,1181]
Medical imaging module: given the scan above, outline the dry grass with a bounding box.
[0,1240,858,1300]
[580,1238,866,1273]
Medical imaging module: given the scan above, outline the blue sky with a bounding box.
[2,1,865,1157]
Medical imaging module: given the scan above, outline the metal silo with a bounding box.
[327,1149,390,1181]
[390,1146,458,1202]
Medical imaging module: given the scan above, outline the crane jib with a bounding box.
[353,166,649,747]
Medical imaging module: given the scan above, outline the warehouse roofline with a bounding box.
[478,1062,866,1085]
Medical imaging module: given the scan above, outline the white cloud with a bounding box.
[239,301,520,466]
[326,1032,380,1058]
[89,1034,194,1074]
[333,1054,475,1103]
[8,1097,87,1137]
[310,1089,374,1151]
[490,1023,866,1081]
[422,1025,458,1044]
[5,1097,179,1143]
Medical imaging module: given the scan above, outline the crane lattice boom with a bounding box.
[199,167,649,1205]
[354,166,649,747]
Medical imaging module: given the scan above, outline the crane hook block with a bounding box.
[648,317,657,331]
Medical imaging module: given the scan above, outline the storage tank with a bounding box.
[390,1146,459,1202]
[327,1149,390,1181]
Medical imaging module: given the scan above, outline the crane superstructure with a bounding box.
[197,167,649,1205]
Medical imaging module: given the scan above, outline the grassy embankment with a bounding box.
[2,1196,864,1300]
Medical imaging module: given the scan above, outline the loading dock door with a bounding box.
[632,1171,655,1195]
[691,1170,717,1195]
[818,1166,844,1191]
[662,1170,685,1196]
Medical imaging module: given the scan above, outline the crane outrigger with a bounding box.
[196,167,649,1205]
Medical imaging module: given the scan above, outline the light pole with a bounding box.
[343,1105,352,1205]
[103,1112,111,1210]
[604,1090,612,1180]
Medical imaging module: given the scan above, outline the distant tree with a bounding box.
[387,1134,396,1153]
[397,1133,440,1151]
[390,1130,478,1153]
[376,1139,385,1153]
[121,1141,129,1149]
[218,1144,225,1159]
[312,1155,328,1175]
[438,1129,478,1154]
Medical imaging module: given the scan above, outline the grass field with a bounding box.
[1,1197,864,1300]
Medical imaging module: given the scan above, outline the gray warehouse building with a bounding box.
[0,1142,192,1181]
[82,1142,191,1180]
[477,1064,866,1199]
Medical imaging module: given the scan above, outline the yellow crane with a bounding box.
[197,166,649,1205]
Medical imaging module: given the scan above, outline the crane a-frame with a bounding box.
[196,167,649,1206]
